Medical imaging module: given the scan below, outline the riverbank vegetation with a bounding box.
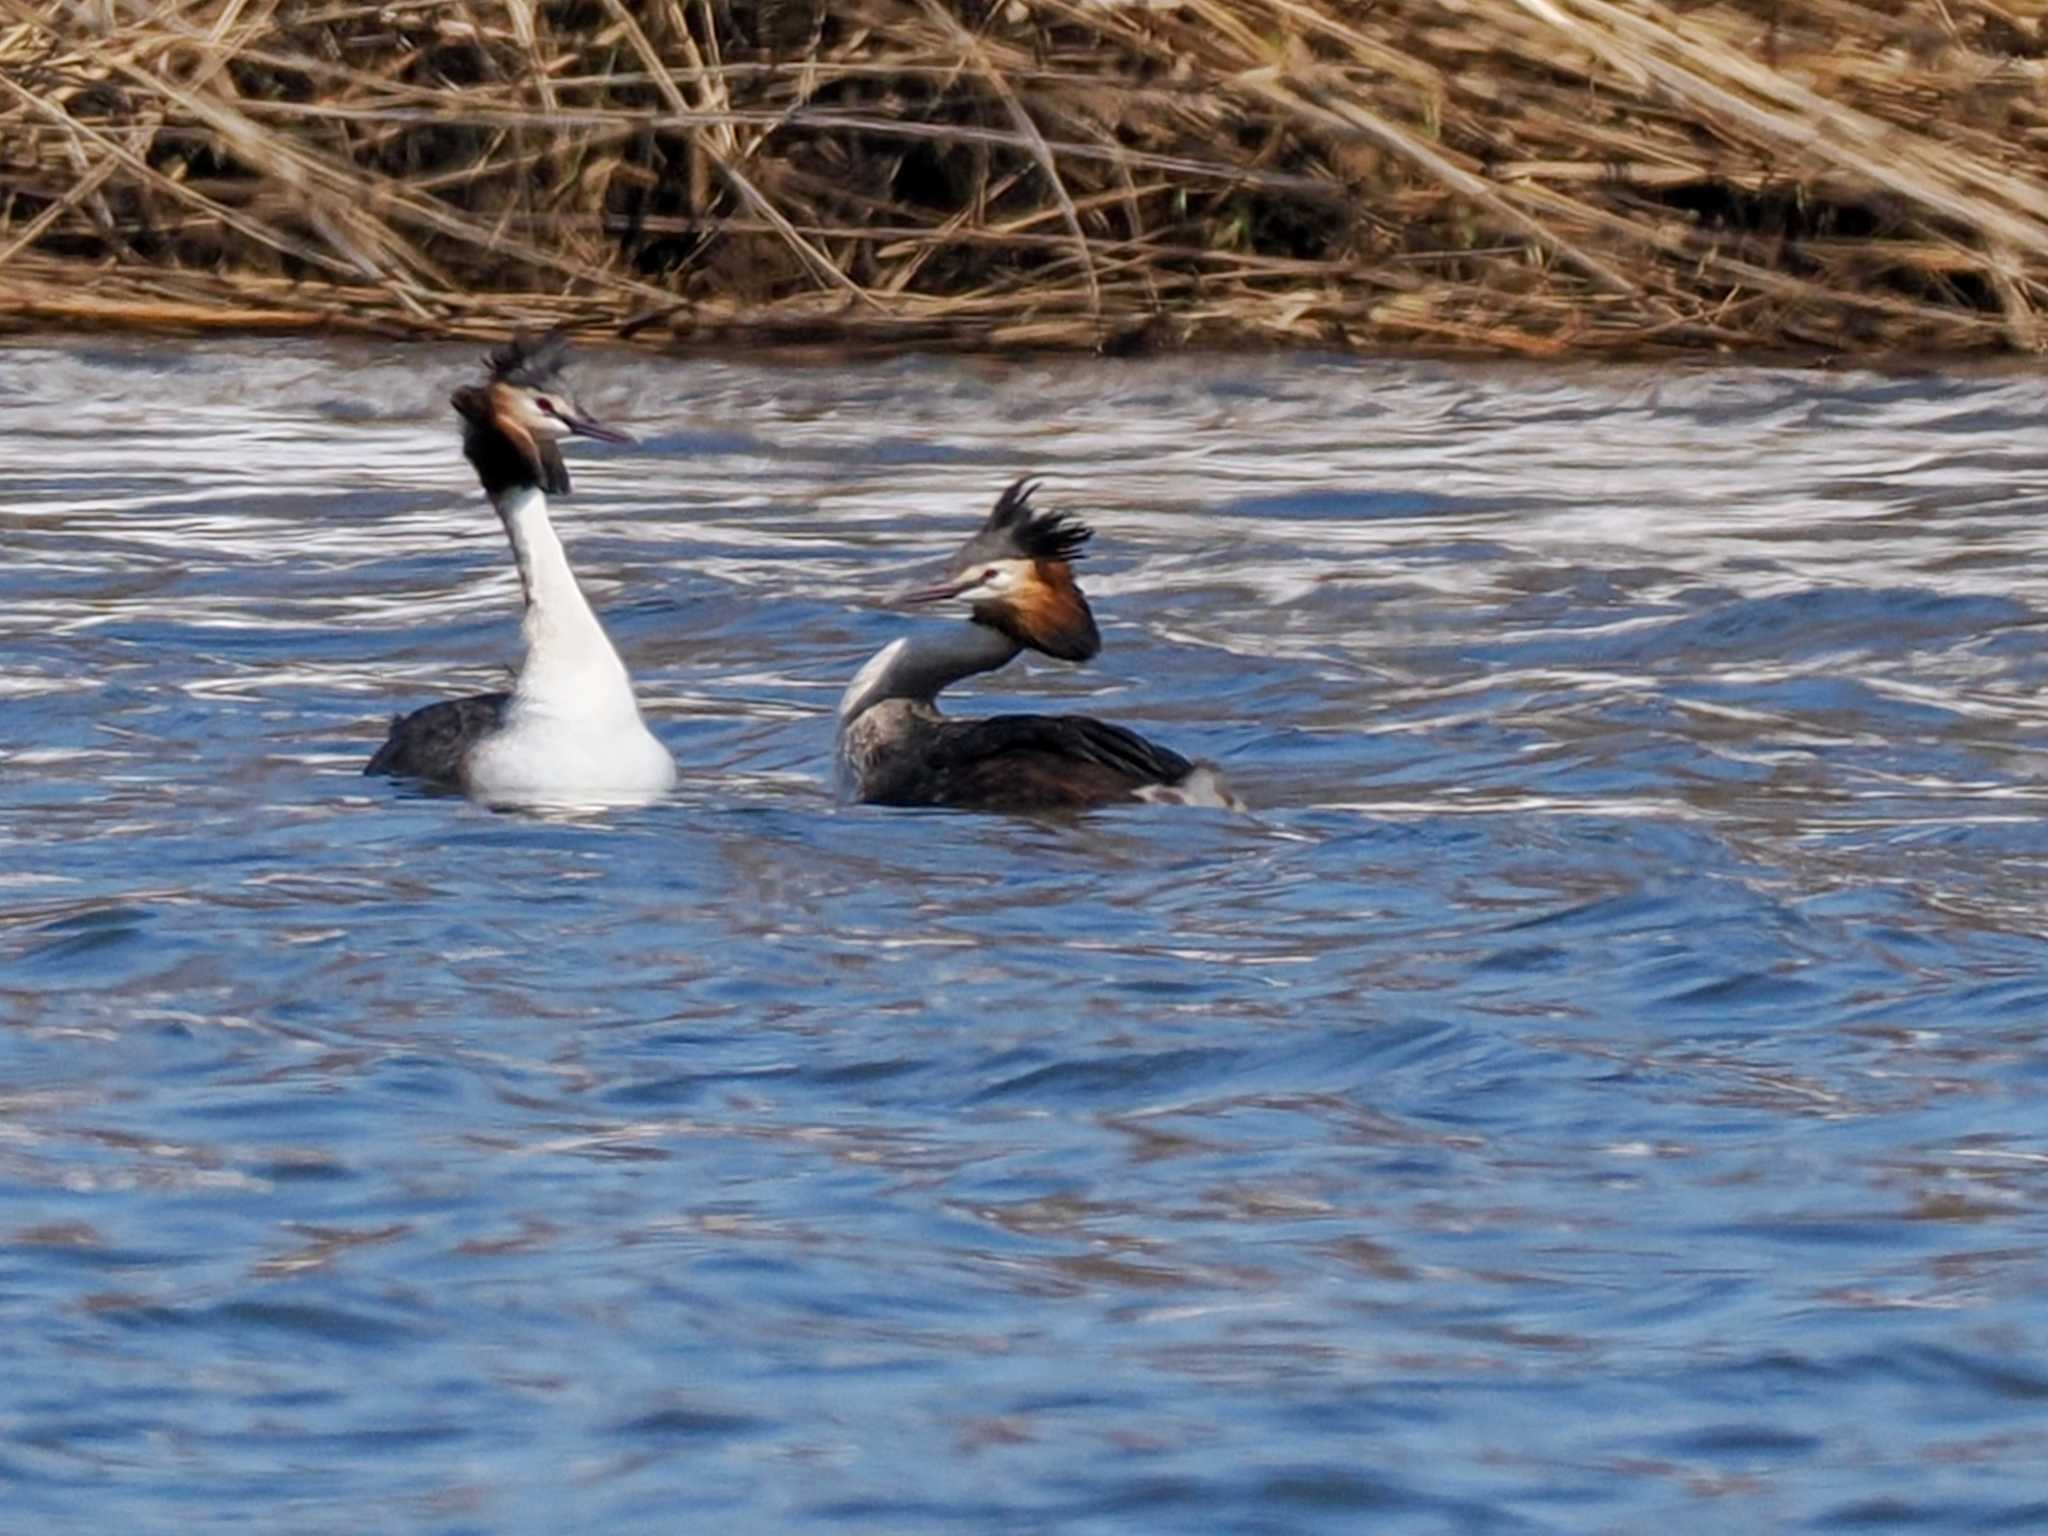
[3,0,2046,356]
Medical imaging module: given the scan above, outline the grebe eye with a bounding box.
[534,396,557,415]
[983,567,998,581]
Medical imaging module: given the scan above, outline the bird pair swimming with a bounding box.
[365,334,1239,813]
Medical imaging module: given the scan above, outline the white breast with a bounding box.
[466,698,677,807]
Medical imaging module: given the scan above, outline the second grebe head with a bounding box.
[451,331,633,498]
[896,478,1102,663]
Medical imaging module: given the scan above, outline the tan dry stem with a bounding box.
[0,0,2045,355]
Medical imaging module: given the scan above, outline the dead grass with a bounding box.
[3,0,2047,356]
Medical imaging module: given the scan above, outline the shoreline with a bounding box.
[5,297,2037,375]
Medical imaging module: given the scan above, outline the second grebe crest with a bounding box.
[451,331,631,499]
[896,478,1102,663]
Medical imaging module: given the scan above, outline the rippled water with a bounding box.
[5,340,2048,1531]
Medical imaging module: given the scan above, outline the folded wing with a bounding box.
[881,712,1198,810]
[364,691,511,786]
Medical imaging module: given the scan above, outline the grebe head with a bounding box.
[895,479,1103,663]
[451,331,632,498]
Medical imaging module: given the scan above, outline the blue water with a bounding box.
[4,342,2048,1532]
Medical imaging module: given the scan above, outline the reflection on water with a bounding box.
[4,342,2048,1531]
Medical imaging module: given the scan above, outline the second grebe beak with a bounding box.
[891,574,980,607]
[560,409,634,446]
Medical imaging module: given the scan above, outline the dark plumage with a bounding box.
[364,692,509,787]
[950,478,1092,570]
[857,711,1196,811]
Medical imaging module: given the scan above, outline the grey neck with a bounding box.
[838,621,1022,722]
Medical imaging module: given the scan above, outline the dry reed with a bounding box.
[3,0,2047,356]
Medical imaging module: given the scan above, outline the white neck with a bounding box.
[838,621,1021,724]
[496,484,635,713]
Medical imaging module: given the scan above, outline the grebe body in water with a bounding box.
[836,480,1240,812]
[365,334,677,804]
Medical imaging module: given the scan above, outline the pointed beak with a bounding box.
[889,574,976,607]
[564,411,634,445]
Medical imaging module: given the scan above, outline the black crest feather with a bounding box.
[956,477,1092,568]
[485,330,570,389]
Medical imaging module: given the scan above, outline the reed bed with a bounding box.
[2,0,2047,355]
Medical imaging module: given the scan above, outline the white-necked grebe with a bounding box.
[365,333,676,804]
[836,479,1240,812]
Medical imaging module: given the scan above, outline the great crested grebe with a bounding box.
[836,479,1241,812]
[364,332,677,803]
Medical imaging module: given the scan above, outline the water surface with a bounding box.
[4,342,2048,1532]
